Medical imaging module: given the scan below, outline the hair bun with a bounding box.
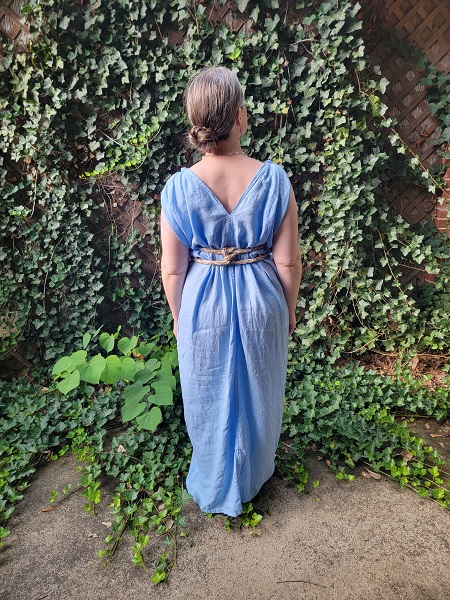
[188,126,219,154]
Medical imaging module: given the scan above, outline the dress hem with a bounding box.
[187,469,274,517]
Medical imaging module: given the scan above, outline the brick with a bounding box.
[434,217,449,232]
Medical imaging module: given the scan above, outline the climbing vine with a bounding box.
[1,0,449,583]
[1,0,448,359]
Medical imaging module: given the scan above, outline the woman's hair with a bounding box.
[185,66,245,155]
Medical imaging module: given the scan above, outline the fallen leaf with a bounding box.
[88,533,98,538]
[363,469,381,480]
[117,444,126,454]
[41,387,49,392]
[101,521,112,528]
[402,451,413,462]
[166,519,174,531]
[42,505,56,512]
[311,443,318,452]
[317,455,323,461]
[425,422,431,429]
[430,434,444,438]
[439,443,445,449]
[325,460,331,466]
[411,355,419,370]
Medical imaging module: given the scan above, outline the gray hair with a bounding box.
[185,66,245,155]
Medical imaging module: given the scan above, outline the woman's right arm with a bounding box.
[272,187,302,335]
[160,211,190,337]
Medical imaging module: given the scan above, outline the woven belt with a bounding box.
[191,244,269,265]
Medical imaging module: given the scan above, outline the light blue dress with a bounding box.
[161,160,290,516]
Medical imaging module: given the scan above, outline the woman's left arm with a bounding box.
[160,211,190,337]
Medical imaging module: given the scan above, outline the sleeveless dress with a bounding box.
[161,160,291,516]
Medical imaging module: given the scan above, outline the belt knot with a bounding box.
[191,244,269,266]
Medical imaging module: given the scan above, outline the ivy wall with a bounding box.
[1,0,449,365]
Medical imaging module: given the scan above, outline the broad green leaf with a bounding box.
[151,384,173,406]
[57,370,80,394]
[153,362,176,390]
[79,354,106,384]
[99,333,115,353]
[168,348,178,367]
[100,355,121,384]
[82,332,91,349]
[135,361,145,373]
[135,342,155,357]
[121,357,137,381]
[118,336,138,355]
[122,401,146,422]
[70,350,87,366]
[144,358,159,372]
[136,407,162,432]
[134,366,158,384]
[124,382,150,403]
[52,356,71,376]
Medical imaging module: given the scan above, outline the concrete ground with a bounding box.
[2,449,450,600]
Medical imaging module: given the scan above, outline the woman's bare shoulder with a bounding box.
[189,155,265,176]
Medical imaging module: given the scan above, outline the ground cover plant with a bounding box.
[1,0,449,582]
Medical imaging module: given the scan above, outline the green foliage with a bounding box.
[0,332,191,578]
[1,0,449,361]
[283,357,450,505]
[52,330,178,432]
[1,0,450,582]
[0,376,118,547]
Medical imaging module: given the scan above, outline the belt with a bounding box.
[190,244,269,265]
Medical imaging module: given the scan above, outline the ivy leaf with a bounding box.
[236,0,249,12]
[57,370,80,394]
[100,355,121,384]
[59,15,70,30]
[150,570,166,584]
[136,407,162,432]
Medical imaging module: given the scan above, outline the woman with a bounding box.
[160,66,302,517]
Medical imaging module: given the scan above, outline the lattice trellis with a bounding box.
[0,0,28,43]
[364,0,449,234]
[385,0,450,73]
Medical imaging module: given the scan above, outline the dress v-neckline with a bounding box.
[183,160,271,216]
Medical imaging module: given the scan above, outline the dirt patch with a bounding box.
[357,351,449,391]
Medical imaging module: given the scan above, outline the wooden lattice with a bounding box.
[360,0,449,233]
[0,0,28,43]
[385,0,450,73]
